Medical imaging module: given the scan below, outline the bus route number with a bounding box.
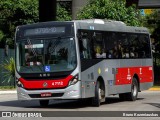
[52,81,64,86]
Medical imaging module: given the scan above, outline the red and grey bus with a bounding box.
[15,19,153,107]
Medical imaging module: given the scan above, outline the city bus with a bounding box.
[15,19,153,107]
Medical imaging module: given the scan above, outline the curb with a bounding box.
[148,88,160,91]
[0,90,17,94]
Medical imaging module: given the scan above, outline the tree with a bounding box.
[146,10,160,42]
[77,0,142,26]
[56,4,72,21]
[0,0,39,48]
[0,0,72,48]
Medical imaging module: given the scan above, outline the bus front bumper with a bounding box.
[17,81,82,100]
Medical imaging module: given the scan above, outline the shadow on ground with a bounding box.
[0,96,145,109]
[146,103,160,108]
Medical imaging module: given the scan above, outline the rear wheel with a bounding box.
[39,100,49,107]
[119,78,138,101]
[127,78,138,101]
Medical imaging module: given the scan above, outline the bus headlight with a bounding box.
[16,80,24,88]
[68,75,78,86]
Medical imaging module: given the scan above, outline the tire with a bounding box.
[92,81,101,107]
[127,78,138,101]
[39,100,49,107]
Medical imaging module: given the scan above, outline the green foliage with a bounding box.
[0,30,4,41]
[77,0,142,26]
[0,0,39,48]
[0,57,15,84]
[145,10,160,42]
[0,0,39,25]
[0,86,15,90]
[56,4,72,21]
[0,0,72,48]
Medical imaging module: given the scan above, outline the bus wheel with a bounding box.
[92,81,101,107]
[127,78,138,101]
[39,100,49,107]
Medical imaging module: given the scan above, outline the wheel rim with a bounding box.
[132,84,137,97]
[99,88,102,100]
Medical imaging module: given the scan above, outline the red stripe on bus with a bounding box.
[19,75,74,89]
[115,66,153,85]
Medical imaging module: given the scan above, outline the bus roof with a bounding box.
[17,19,149,34]
[73,19,149,34]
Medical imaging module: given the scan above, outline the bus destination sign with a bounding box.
[24,27,65,36]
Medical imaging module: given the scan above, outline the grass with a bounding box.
[0,86,15,90]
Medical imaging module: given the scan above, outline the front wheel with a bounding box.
[92,81,105,107]
[92,81,100,107]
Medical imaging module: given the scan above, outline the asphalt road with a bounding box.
[0,90,159,120]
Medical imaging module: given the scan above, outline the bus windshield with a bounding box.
[16,37,77,73]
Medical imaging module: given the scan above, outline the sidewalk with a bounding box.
[148,87,160,91]
[0,90,17,94]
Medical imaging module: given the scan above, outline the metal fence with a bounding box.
[0,49,15,86]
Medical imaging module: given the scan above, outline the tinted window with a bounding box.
[78,30,151,59]
[78,30,93,59]
[93,32,106,58]
[104,32,129,59]
[129,34,151,58]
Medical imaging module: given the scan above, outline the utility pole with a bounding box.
[126,0,139,8]
[39,0,57,22]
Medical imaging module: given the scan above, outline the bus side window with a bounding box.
[82,37,88,58]
[78,31,92,59]
[128,34,139,58]
[93,32,106,58]
[128,34,152,59]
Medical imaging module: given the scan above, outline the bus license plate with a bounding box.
[41,92,52,97]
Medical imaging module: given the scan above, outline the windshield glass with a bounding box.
[16,37,77,73]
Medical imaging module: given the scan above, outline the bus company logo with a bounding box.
[43,82,48,88]
[2,112,11,117]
